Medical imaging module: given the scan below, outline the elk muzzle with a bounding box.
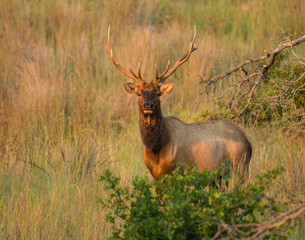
[143,101,156,114]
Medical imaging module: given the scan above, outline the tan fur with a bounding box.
[144,117,252,180]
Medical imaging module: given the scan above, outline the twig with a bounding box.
[250,203,305,239]
[211,197,305,239]
[200,55,268,85]
[200,35,305,135]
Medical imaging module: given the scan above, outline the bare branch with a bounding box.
[211,197,305,239]
[200,35,305,134]
[201,55,268,85]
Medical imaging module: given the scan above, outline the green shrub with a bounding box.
[100,164,290,239]
[256,62,305,126]
[205,62,305,130]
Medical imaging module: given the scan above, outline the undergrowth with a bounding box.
[101,163,292,240]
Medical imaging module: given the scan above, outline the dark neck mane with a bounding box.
[139,103,168,153]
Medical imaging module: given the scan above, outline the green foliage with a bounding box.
[254,62,305,124]
[288,64,305,109]
[214,62,305,126]
[100,164,288,239]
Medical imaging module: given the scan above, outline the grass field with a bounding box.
[0,0,305,238]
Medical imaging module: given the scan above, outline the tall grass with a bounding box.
[0,0,304,238]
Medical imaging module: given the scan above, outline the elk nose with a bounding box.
[143,102,154,109]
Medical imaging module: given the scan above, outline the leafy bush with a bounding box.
[251,62,305,124]
[100,164,292,239]
[199,61,305,136]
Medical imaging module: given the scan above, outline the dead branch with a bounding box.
[200,55,268,86]
[200,35,305,136]
[211,196,305,240]
[249,203,305,239]
[201,35,305,87]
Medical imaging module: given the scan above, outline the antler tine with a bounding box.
[155,64,158,80]
[129,63,143,80]
[107,26,143,84]
[154,60,171,84]
[159,60,171,79]
[129,65,137,78]
[138,63,142,80]
[158,27,197,83]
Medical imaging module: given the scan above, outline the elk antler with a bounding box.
[154,27,197,84]
[107,26,143,84]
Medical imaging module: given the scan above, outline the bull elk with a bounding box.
[107,27,252,180]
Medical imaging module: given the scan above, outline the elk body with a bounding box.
[108,27,252,180]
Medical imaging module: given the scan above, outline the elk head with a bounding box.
[107,26,197,125]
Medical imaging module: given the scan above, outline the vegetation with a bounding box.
[0,0,304,239]
[200,49,305,136]
[101,164,294,240]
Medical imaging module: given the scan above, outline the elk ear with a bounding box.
[160,83,174,95]
[124,82,139,94]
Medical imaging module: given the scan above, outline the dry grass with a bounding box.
[0,0,304,238]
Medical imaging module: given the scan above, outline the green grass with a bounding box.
[0,0,305,238]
